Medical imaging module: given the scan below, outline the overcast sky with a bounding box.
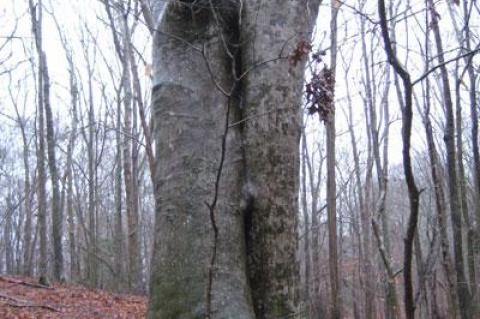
[0,0,478,171]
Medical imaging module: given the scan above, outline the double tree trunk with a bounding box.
[148,1,320,318]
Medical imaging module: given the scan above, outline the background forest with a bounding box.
[0,0,479,318]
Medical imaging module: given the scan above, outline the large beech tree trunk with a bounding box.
[241,1,320,316]
[148,2,253,318]
[148,1,320,318]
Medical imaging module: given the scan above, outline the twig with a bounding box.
[412,44,480,86]
[0,292,59,312]
[7,302,59,312]
[0,276,53,290]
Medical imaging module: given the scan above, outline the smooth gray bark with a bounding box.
[241,1,320,316]
[149,2,253,318]
[148,1,320,318]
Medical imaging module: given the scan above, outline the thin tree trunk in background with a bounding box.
[29,0,49,287]
[50,15,78,282]
[379,70,399,319]
[5,195,14,274]
[359,6,375,317]
[326,115,339,319]
[114,95,124,290]
[43,48,64,282]
[22,136,33,277]
[73,167,88,281]
[427,1,472,317]
[129,45,155,186]
[463,0,480,267]
[12,97,33,277]
[131,99,142,292]
[122,35,140,294]
[102,0,131,291]
[413,230,429,319]
[347,87,370,319]
[454,64,477,312]
[362,104,375,319]
[301,131,311,312]
[422,82,458,318]
[420,15,458,318]
[463,0,480,309]
[368,58,399,318]
[306,132,323,318]
[66,62,78,282]
[326,1,340,317]
[446,9,480,302]
[379,1,421,318]
[36,56,48,286]
[14,199,24,274]
[86,57,97,288]
[66,131,76,281]
[116,5,142,292]
[447,3,480,278]
[344,61,365,319]
[460,5,480,310]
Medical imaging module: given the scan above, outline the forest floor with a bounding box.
[0,275,146,318]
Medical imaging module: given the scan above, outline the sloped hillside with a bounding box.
[0,276,146,318]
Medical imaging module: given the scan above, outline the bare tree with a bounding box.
[326,1,340,317]
[378,1,421,318]
[29,0,49,286]
[43,40,64,282]
[427,1,472,317]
